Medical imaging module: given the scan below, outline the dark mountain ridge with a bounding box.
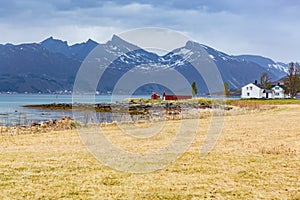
[0,36,290,94]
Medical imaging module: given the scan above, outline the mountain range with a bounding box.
[0,35,290,94]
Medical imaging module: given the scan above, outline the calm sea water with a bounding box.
[0,94,147,126]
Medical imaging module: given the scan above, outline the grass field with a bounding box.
[227,98,300,105]
[0,104,299,199]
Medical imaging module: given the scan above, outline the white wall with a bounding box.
[262,91,274,99]
[241,83,287,99]
[241,83,263,99]
[272,86,285,99]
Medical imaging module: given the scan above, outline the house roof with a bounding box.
[163,91,192,96]
[252,82,264,89]
[272,84,286,90]
[243,81,286,91]
[263,89,273,93]
[242,82,264,89]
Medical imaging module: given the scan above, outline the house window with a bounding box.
[246,87,248,90]
[250,86,253,90]
[275,86,279,90]
[247,92,250,96]
[275,93,279,96]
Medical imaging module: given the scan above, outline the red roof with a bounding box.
[162,92,192,100]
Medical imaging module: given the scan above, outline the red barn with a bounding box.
[151,93,160,100]
[162,92,192,101]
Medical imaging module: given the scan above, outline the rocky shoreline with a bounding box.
[0,116,79,135]
[23,100,216,113]
[21,100,232,124]
[0,99,237,134]
[22,101,216,120]
[3,99,280,136]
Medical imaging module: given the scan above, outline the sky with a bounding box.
[0,0,299,62]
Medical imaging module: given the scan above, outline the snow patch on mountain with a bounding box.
[268,63,288,74]
[174,48,194,60]
[209,55,215,60]
[0,35,292,93]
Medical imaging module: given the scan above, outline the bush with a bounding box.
[69,121,81,129]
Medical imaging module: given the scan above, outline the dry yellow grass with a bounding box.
[0,105,299,199]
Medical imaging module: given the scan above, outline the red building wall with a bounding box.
[162,92,192,100]
[151,93,160,99]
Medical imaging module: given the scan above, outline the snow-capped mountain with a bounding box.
[165,41,278,89]
[235,55,289,79]
[0,35,292,93]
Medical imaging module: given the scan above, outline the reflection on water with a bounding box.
[0,94,146,126]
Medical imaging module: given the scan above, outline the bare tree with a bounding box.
[284,62,300,98]
[260,72,272,89]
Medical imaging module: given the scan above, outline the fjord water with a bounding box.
[0,94,141,126]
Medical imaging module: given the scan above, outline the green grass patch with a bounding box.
[227,98,300,105]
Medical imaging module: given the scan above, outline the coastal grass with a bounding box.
[125,97,300,109]
[126,97,214,106]
[227,98,300,105]
[0,105,300,199]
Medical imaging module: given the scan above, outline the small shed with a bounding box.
[151,93,160,100]
[162,92,192,101]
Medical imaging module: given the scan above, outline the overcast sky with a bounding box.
[0,0,299,62]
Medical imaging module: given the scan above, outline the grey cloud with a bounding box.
[0,0,299,62]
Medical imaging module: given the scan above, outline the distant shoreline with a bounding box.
[3,98,298,128]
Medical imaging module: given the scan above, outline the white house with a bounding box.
[272,84,286,99]
[241,81,266,99]
[241,81,286,99]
